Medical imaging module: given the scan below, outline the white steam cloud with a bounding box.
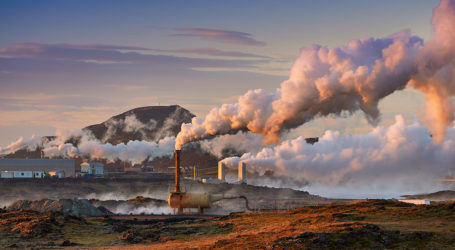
[199,131,265,158]
[42,130,176,164]
[222,116,455,197]
[0,135,42,155]
[176,0,455,149]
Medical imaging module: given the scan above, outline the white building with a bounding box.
[33,171,44,178]
[13,171,33,178]
[80,162,104,175]
[0,159,75,178]
[0,171,13,178]
[399,199,431,205]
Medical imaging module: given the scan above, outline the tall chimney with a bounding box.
[174,150,181,193]
[218,161,226,181]
[238,162,246,183]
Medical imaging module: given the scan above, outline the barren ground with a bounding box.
[1,200,455,249]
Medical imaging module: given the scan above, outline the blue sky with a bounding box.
[0,0,440,146]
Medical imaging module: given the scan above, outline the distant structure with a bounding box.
[0,159,75,178]
[305,137,319,145]
[238,162,246,183]
[80,162,104,175]
[142,165,155,172]
[218,162,226,181]
[124,167,142,173]
[399,199,430,205]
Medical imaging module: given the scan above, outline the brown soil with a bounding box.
[1,200,454,249]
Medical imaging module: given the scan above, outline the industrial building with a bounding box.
[80,162,104,175]
[0,158,75,178]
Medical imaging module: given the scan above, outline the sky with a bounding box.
[0,0,440,147]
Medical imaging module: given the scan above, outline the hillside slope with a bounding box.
[84,105,195,144]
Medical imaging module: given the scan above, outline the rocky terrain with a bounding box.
[0,200,454,249]
[7,198,112,217]
[0,177,333,210]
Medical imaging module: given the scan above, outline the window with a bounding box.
[21,173,24,176]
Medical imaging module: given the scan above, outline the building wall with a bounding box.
[80,162,104,175]
[93,165,103,175]
[33,171,44,178]
[0,171,13,178]
[13,171,33,178]
[80,163,90,173]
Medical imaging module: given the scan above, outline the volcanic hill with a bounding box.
[83,105,195,144]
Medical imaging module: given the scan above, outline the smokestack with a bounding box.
[174,150,181,193]
[238,162,246,183]
[40,151,44,159]
[218,161,226,181]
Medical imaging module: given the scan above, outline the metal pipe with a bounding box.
[174,150,181,193]
[210,194,253,211]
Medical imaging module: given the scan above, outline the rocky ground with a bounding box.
[0,177,338,213]
[0,200,454,249]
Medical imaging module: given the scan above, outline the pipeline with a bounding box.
[210,194,253,211]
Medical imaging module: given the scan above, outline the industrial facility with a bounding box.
[168,150,250,214]
[192,161,247,184]
[80,162,104,176]
[0,158,75,178]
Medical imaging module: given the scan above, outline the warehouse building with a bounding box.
[80,162,104,175]
[0,158,75,178]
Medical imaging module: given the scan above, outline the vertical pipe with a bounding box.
[174,150,181,193]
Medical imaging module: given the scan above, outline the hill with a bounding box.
[83,105,195,144]
[403,190,455,201]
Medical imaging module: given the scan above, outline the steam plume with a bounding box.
[42,132,175,164]
[176,0,455,149]
[222,116,455,196]
[0,135,42,155]
[199,131,264,158]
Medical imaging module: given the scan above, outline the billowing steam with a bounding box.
[0,135,42,155]
[199,131,265,158]
[0,110,186,164]
[222,116,455,196]
[1,119,263,164]
[43,131,175,164]
[176,0,455,149]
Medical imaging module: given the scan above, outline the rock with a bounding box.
[7,198,113,217]
[119,230,141,243]
[61,240,72,246]
[296,232,315,238]
[60,239,78,246]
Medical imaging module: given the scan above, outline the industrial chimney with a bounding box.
[174,150,181,193]
[238,162,246,183]
[218,161,226,181]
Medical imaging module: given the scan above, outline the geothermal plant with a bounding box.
[168,150,250,214]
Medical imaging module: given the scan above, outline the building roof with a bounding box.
[0,158,75,175]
